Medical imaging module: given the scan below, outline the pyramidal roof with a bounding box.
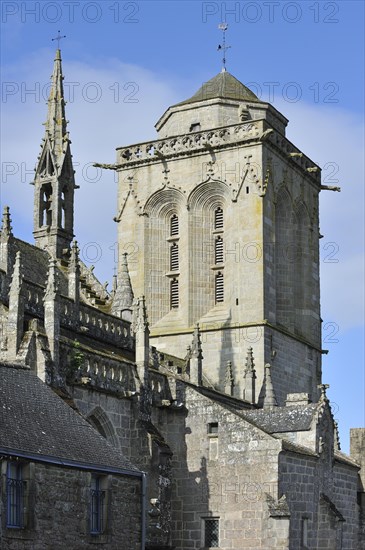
[175,70,260,106]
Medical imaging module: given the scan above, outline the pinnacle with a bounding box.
[1,206,13,237]
[45,257,59,299]
[245,346,255,372]
[262,363,277,408]
[10,251,23,290]
[111,252,134,317]
[135,295,149,331]
[191,324,203,359]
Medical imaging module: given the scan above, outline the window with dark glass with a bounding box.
[90,475,106,534]
[6,462,25,529]
[204,518,219,547]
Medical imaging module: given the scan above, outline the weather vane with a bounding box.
[52,30,66,49]
[217,23,231,72]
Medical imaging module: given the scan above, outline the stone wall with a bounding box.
[0,460,141,550]
[279,451,359,550]
[156,385,285,550]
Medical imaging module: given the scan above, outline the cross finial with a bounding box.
[217,23,231,72]
[52,30,66,49]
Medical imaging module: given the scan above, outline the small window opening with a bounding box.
[6,462,25,528]
[208,422,219,434]
[190,123,201,132]
[90,476,106,534]
[246,186,250,194]
[204,518,219,548]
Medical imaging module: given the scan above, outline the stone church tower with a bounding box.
[114,70,322,405]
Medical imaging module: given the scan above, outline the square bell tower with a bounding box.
[115,71,322,405]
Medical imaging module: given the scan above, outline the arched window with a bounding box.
[168,214,180,308]
[215,272,224,303]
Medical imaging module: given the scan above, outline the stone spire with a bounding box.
[7,252,25,360]
[33,49,77,259]
[189,324,203,386]
[111,252,134,320]
[243,347,257,404]
[224,361,235,396]
[44,257,60,379]
[262,363,277,408]
[0,206,13,274]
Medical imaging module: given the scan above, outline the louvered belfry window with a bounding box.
[215,236,223,264]
[170,214,179,236]
[170,243,179,271]
[215,272,224,303]
[212,207,224,304]
[168,214,180,308]
[170,278,179,308]
[214,207,223,229]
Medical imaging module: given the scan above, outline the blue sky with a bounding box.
[1,0,364,452]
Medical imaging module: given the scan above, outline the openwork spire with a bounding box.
[44,49,68,156]
[33,49,76,259]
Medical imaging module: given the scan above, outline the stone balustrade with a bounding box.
[117,121,262,165]
[67,346,135,395]
[78,303,133,350]
[116,119,320,182]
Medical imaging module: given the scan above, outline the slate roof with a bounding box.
[174,71,260,107]
[0,362,140,475]
[240,404,319,433]
[12,237,69,295]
